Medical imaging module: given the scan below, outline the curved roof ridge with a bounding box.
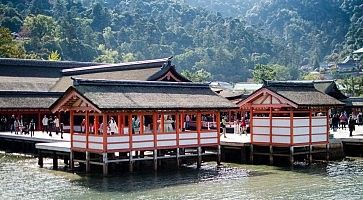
[62,58,169,75]
[72,77,208,88]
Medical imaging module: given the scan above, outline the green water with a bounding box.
[0,154,362,200]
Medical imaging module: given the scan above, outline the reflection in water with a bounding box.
[0,153,362,200]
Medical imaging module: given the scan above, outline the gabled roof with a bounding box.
[0,58,101,69]
[313,80,348,100]
[0,91,62,109]
[62,58,169,76]
[147,59,191,82]
[262,80,344,106]
[51,78,237,111]
[239,80,345,108]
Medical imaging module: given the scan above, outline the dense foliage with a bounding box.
[0,0,362,83]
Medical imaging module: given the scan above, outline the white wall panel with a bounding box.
[254,118,270,126]
[201,138,218,144]
[73,142,86,149]
[157,140,176,147]
[157,134,176,140]
[179,139,198,146]
[253,135,270,143]
[107,136,129,143]
[312,118,327,126]
[294,135,309,143]
[108,143,129,150]
[293,118,309,126]
[293,127,309,135]
[312,126,327,134]
[132,135,153,142]
[89,143,103,150]
[272,127,290,135]
[200,132,218,138]
[73,135,86,142]
[132,142,154,148]
[253,127,270,134]
[312,134,327,142]
[272,118,290,126]
[179,133,198,139]
[88,136,103,143]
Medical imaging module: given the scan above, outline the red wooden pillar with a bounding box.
[140,113,144,135]
[85,111,89,150]
[38,112,41,131]
[309,110,312,145]
[250,106,254,143]
[161,114,164,133]
[216,111,221,144]
[153,112,157,148]
[118,114,122,135]
[128,114,132,150]
[290,110,294,145]
[176,112,180,147]
[326,108,329,143]
[94,114,99,135]
[197,112,201,145]
[269,107,272,145]
[102,114,107,153]
[70,110,74,149]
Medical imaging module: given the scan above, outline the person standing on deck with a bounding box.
[340,112,347,130]
[10,115,15,133]
[81,118,86,133]
[14,117,19,135]
[241,117,247,135]
[221,116,227,138]
[29,119,35,137]
[0,116,6,131]
[54,116,60,136]
[185,114,190,130]
[348,114,356,137]
[18,115,24,134]
[48,116,53,137]
[42,115,48,134]
[108,117,118,135]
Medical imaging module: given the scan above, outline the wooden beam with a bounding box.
[102,114,107,153]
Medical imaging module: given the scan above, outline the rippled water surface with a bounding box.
[0,154,362,200]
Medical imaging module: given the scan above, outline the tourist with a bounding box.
[348,114,356,137]
[48,116,53,136]
[60,122,64,139]
[357,112,363,126]
[54,116,60,135]
[132,116,140,134]
[108,117,118,135]
[185,114,190,130]
[42,115,48,133]
[221,116,227,138]
[339,112,347,130]
[332,114,339,131]
[241,117,247,135]
[14,117,19,135]
[81,118,86,133]
[29,119,35,137]
[0,116,6,131]
[10,114,15,133]
[18,115,24,134]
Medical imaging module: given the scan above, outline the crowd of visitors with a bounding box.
[330,111,362,137]
[0,114,63,138]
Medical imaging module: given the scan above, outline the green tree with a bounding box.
[181,68,211,82]
[0,27,26,58]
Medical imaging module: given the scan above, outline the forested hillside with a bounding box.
[0,0,362,82]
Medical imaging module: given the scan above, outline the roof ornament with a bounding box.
[162,56,173,69]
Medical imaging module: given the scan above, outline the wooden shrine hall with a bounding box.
[50,78,237,175]
[0,57,190,131]
[238,80,344,165]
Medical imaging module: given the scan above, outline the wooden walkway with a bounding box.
[0,131,70,143]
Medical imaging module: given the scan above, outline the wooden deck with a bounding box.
[35,142,70,153]
[0,131,70,143]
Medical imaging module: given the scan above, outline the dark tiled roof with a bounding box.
[62,58,169,76]
[0,58,101,69]
[147,60,191,82]
[0,76,59,92]
[0,91,62,109]
[343,97,363,107]
[70,78,237,110]
[313,80,348,100]
[263,80,345,106]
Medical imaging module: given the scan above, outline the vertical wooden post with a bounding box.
[69,151,74,171]
[102,153,108,176]
[197,146,202,169]
[326,143,330,161]
[269,107,273,145]
[309,145,313,164]
[102,114,107,153]
[53,152,58,170]
[176,113,180,168]
[86,151,90,173]
[94,114,99,135]
[129,151,133,172]
[216,112,221,165]
[85,111,89,150]
[129,114,133,172]
[290,146,294,166]
[118,114,122,135]
[290,110,294,146]
[309,111,312,145]
[269,145,273,165]
[70,111,74,149]
[153,149,158,171]
[38,152,43,168]
[38,112,41,131]
[250,144,254,164]
[197,112,201,145]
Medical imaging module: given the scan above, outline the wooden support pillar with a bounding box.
[326,143,330,161]
[69,151,74,170]
[53,152,58,170]
[290,146,294,166]
[38,153,43,168]
[176,148,180,168]
[129,151,133,172]
[153,149,158,171]
[217,145,221,165]
[250,144,254,164]
[86,151,90,173]
[102,152,108,176]
[197,146,202,168]
[309,145,313,164]
[269,145,273,165]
